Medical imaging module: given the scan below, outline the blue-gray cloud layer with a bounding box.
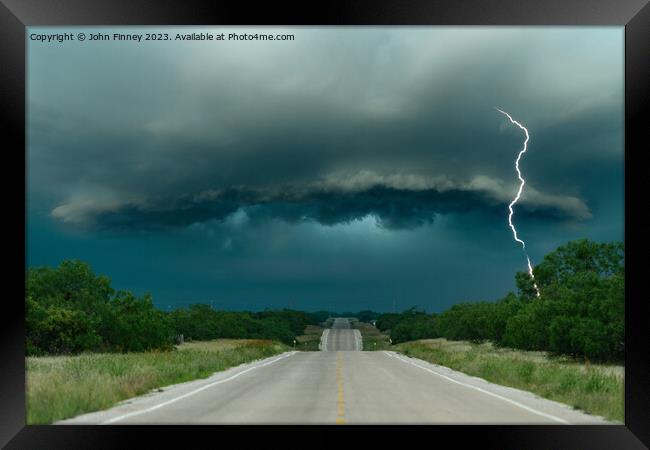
[27,27,624,311]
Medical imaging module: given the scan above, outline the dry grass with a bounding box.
[395,338,624,423]
[175,339,251,352]
[27,339,288,424]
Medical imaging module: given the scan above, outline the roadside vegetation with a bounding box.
[295,325,325,351]
[377,239,624,363]
[26,339,288,424]
[395,339,623,422]
[168,305,312,346]
[377,310,438,345]
[26,259,321,355]
[355,322,391,350]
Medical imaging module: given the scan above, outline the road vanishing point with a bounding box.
[59,318,612,425]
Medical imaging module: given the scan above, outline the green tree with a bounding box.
[488,293,523,345]
[507,240,624,361]
[376,313,402,332]
[419,239,623,362]
[105,292,172,352]
[383,309,438,344]
[28,303,102,354]
[26,260,174,355]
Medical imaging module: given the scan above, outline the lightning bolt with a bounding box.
[495,107,540,297]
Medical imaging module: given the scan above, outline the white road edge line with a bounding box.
[101,351,298,424]
[387,351,569,424]
[354,329,362,351]
[321,329,330,352]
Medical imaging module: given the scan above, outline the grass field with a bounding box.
[356,322,391,350]
[26,339,288,424]
[295,325,325,351]
[394,338,624,423]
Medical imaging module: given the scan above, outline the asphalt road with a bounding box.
[320,317,362,351]
[59,318,612,425]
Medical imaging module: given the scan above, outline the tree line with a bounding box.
[25,260,325,355]
[26,238,623,361]
[25,259,390,356]
[375,239,624,362]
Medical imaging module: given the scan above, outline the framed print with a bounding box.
[1,0,648,448]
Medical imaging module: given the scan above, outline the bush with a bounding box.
[436,302,496,343]
[30,304,102,354]
[380,309,438,344]
[508,240,624,361]
[166,306,304,345]
[26,259,312,355]
[376,313,402,332]
[385,239,624,362]
[26,260,172,355]
[104,292,173,352]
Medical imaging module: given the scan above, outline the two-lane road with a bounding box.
[321,318,362,351]
[59,318,612,425]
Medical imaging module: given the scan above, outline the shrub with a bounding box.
[26,260,172,355]
[386,239,624,362]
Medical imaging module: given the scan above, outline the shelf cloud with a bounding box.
[29,28,618,236]
[50,171,592,231]
[27,27,623,311]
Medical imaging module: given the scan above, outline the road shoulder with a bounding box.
[384,351,615,424]
[56,351,298,425]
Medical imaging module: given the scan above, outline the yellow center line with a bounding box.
[336,352,345,424]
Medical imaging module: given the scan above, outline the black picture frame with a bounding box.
[1,1,648,448]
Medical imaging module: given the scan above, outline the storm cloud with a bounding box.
[50,170,592,231]
[28,28,619,233]
[27,27,623,311]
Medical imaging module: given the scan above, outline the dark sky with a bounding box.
[27,27,624,312]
